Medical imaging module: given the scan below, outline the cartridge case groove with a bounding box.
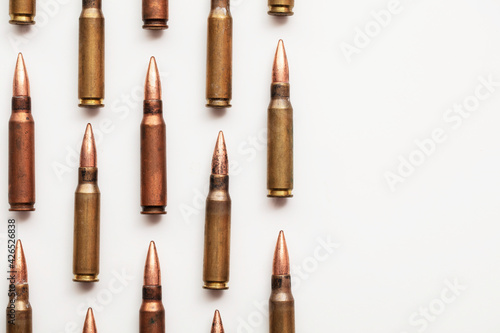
[268,0,294,16]
[73,167,100,282]
[140,286,165,333]
[141,100,167,214]
[203,175,231,289]
[142,0,168,29]
[9,96,35,211]
[78,4,105,108]
[267,83,293,197]
[6,284,32,333]
[206,3,232,108]
[9,0,36,24]
[269,275,295,333]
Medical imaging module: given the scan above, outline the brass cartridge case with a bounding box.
[206,0,232,108]
[78,0,105,108]
[9,0,35,25]
[268,0,294,16]
[203,175,231,289]
[9,96,35,211]
[269,274,295,333]
[142,0,168,29]
[140,286,165,333]
[73,167,101,282]
[141,102,167,214]
[6,284,32,333]
[267,83,293,197]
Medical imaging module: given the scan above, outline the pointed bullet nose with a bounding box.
[272,40,289,84]
[211,131,228,175]
[80,123,97,168]
[211,310,225,333]
[14,239,28,284]
[83,308,98,333]
[144,241,161,286]
[13,53,30,97]
[273,230,290,275]
[145,56,161,100]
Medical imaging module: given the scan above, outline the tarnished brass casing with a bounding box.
[6,284,32,333]
[268,0,294,16]
[9,0,35,25]
[140,286,165,333]
[9,96,35,211]
[206,0,232,108]
[73,167,101,282]
[269,275,295,333]
[78,0,105,108]
[203,175,231,289]
[267,83,293,197]
[142,0,168,29]
[141,100,167,214]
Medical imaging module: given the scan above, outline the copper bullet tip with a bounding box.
[272,40,289,84]
[83,308,98,333]
[13,239,28,284]
[211,310,225,333]
[13,53,30,97]
[272,230,290,275]
[145,56,162,100]
[144,241,161,286]
[80,123,97,168]
[211,131,229,175]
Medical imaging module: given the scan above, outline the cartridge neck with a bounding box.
[11,96,31,112]
[271,83,290,98]
[78,167,98,183]
[83,0,101,9]
[211,0,230,10]
[209,174,229,191]
[10,284,29,302]
[143,285,162,301]
[271,274,292,291]
[143,100,163,115]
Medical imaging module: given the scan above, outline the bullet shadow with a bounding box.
[145,30,164,41]
[10,211,32,222]
[80,107,101,118]
[270,197,288,208]
[144,214,162,225]
[204,289,225,301]
[208,107,228,119]
[270,16,289,27]
[75,281,96,292]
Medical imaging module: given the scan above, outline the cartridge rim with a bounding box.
[203,281,229,290]
[79,98,105,108]
[9,15,36,25]
[206,99,232,109]
[267,189,293,198]
[141,206,167,215]
[9,203,35,211]
[268,6,294,16]
[142,20,169,30]
[73,274,99,282]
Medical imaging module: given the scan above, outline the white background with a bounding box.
[1,0,500,332]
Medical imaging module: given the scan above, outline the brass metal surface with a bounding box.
[206,0,232,108]
[268,0,294,16]
[9,0,35,24]
[267,83,293,197]
[269,275,295,333]
[78,0,105,108]
[142,0,168,29]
